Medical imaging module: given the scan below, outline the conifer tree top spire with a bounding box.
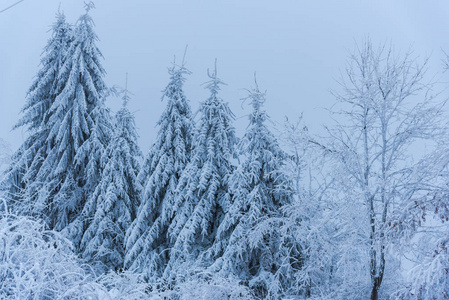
[165,54,191,98]
[55,4,65,22]
[199,60,234,122]
[84,1,95,13]
[245,72,266,112]
[122,73,130,108]
[242,73,268,126]
[203,59,226,97]
[77,1,97,34]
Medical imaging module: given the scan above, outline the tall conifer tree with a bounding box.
[34,3,110,233]
[2,11,73,213]
[125,63,194,279]
[209,80,293,298]
[79,78,142,272]
[165,63,237,280]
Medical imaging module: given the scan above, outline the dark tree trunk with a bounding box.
[370,275,383,300]
[370,284,379,300]
[305,280,311,298]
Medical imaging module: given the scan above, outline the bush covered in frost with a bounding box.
[0,207,149,299]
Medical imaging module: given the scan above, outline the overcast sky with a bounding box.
[1,0,449,152]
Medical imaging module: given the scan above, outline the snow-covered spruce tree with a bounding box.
[124,63,194,279]
[77,83,142,273]
[164,63,237,283]
[31,3,110,234]
[208,80,294,299]
[1,11,73,213]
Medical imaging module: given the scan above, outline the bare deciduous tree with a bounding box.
[327,40,445,300]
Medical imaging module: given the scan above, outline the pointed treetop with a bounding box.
[77,1,96,27]
[168,50,192,78]
[163,54,192,104]
[56,3,64,18]
[182,44,188,67]
[253,71,259,89]
[203,59,226,97]
[208,58,218,78]
[242,72,266,113]
[84,1,95,13]
[165,46,191,83]
[122,73,130,108]
[76,1,98,30]
[54,3,68,27]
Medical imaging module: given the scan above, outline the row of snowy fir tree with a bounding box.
[0,4,297,299]
[2,3,449,300]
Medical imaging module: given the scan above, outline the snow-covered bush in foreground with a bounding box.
[0,211,93,299]
[0,208,148,299]
[151,270,254,300]
[175,272,254,300]
[95,271,149,299]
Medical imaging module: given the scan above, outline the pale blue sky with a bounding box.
[1,0,449,151]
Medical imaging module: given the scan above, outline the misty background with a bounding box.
[1,0,449,152]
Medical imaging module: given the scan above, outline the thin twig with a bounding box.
[0,0,25,14]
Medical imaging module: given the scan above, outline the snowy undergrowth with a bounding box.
[0,205,148,299]
[0,203,258,299]
[151,272,255,300]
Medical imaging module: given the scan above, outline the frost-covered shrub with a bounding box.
[176,273,254,300]
[153,271,254,300]
[0,210,149,299]
[96,271,149,299]
[0,212,97,299]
